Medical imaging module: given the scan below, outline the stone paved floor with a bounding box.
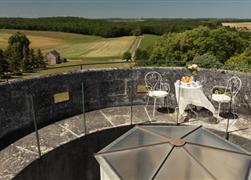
[0,105,251,179]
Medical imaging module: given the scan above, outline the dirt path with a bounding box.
[130,35,143,61]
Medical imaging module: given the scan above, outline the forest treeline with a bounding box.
[136,26,251,71]
[0,17,220,37]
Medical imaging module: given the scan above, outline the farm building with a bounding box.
[46,50,62,65]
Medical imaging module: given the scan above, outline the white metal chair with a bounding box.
[211,76,242,118]
[145,71,170,118]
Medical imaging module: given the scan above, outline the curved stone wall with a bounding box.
[13,125,251,180]
[0,67,251,148]
[14,125,133,180]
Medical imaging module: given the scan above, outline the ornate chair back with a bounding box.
[145,71,162,91]
[225,76,242,101]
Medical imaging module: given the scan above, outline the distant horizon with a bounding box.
[0,16,251,20]
[1,0,251,19]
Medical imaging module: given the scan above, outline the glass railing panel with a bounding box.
[0,95,40,179]
[130,67,153,125]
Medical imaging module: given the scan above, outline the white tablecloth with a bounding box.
[175,81,215,116]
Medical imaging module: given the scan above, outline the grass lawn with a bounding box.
[138,34,160,50]
[0,29,136,60]
[0,29,137,79]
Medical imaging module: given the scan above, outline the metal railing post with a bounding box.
[176,81,181,125]
[130,69,133,125]
[30,95,42,158]
[81,82,87,134]
[225,118,230,140]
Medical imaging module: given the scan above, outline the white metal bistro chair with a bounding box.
[211,76,242,119]
[145,71,170,118]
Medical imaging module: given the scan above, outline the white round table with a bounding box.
[175,81,215,117]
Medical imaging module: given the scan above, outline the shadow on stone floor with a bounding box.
[0,105,250,180]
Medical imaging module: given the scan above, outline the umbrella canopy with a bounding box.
[95,125,251,180]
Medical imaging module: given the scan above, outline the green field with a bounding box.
[0,29,136,61]
[0,29,137,79]
[139,34,160,50]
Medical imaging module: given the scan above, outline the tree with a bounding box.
[135,49,149,60]
[243,46,251,57]
[36,49,46,68]
[28,49,36,70]
[0,49,9,74]
[150,26,248,66]
[22,48,31,71]
[132,27,142,36]
[122,51,132,61]
[4,32,47,73]
[192,53,223,68]
[223,45,251,71]
[225,54,247,65]
[6,32,30,72]
[0,17,219,38]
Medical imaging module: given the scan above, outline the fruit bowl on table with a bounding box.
[181,81,193,85]
[181,76,193,85]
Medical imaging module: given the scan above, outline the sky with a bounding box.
[0,0,251,18]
